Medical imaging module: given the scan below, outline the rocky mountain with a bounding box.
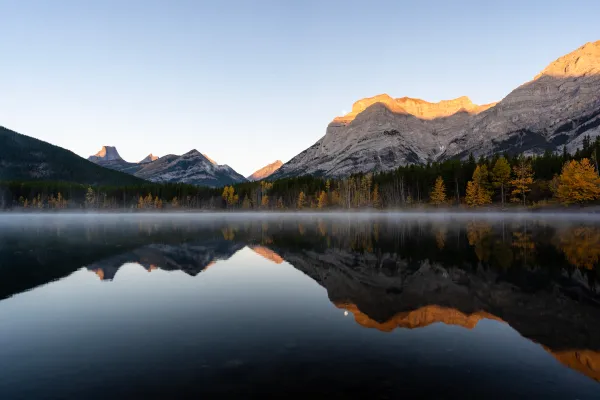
[133,150,247,187]
[88,146,123,162]
[88,147,247,187]
[139,154,158,164]
[247,160,283,181]
[272,40,600,178]
[0,126,145,185]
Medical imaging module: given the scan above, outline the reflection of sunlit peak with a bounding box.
[334,302,503,332]
[92,268,104,280]
[148,264,159,272]
[250,246,284,264]
[203,261,216,271]
[547,348,600,382]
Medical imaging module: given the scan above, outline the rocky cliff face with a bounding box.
[88,146,123,162]
[273,40,600,178]
[88,147,247,187]
[247,160,283,181]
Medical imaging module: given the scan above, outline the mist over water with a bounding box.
[0,213,599,398]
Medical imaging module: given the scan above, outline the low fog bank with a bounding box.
[1,210,600,228]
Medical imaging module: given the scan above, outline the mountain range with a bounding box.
[88,146,247,187]
[271,40,600,178]
[2,41,600,186]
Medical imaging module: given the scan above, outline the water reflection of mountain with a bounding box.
[86,240,245,280]
[265,245,600,382]
[2,216,600,382]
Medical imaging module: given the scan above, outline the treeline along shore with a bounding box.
[1,136,600,211]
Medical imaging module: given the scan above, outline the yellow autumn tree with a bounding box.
[552,158,600,205]
[492,156,511,207]
[510,157,534,205]
[171,197,179,208]
[317,191,328,209]
[222,186,239,208]
[297,191,306,209]
[261,195,270,208]
[372,184,381,208]
[465,165,492,207]
[429,176,446,206]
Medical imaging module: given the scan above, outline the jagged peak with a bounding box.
[535,40,600,80]
[139,154,158,164]
[88,146,123,162]
[247,160,284,181]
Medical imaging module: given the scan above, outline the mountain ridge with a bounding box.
[272,40,600,179]
[88,146,247,187]
[247,160,283,181]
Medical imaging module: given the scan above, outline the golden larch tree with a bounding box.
[372,184,381,208]
[297,191,306,209]
[465,166,492,206]
[429,176,446,206]
[492,156,511,207]
[510,157,534,205]
[552,158,600,205]
[317,191,328,209]
[261,195,270,208]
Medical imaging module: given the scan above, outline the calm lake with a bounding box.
[1,213,600,399]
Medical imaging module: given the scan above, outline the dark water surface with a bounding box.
[1,212,600,399]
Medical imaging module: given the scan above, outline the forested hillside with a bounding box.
[0,126,145,186]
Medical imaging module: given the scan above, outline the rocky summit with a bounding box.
[272,40,600,178]
[247,160,283,181]
[88,147,247,187]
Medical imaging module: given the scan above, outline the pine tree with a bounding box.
[429,176,446,206]
[242,194,252,209]
[492,156,511,207]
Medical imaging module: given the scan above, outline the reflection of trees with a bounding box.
[467,222,492,262]
[492,240,513,270]
[512,229,535,265]
[221,227,235,241]
[317,220,327,237]
[434,226,447,250]
[555,227,600,270]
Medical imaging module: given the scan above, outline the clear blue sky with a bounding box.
[1,0,598,176]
